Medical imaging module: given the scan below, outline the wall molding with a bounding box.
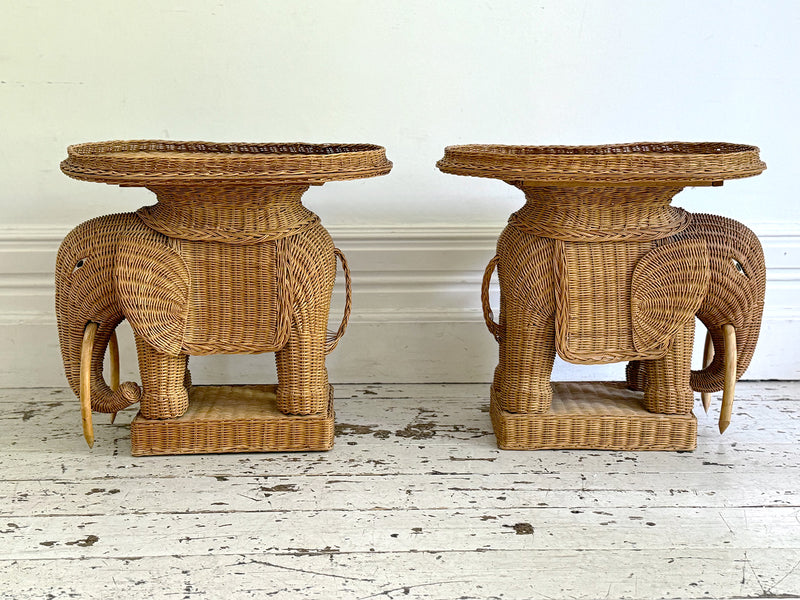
[1,222,798,385]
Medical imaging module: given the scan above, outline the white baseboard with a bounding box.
[1,222,798,386]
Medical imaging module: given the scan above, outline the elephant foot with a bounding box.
[495,381,553,414]
[139,387,189,420]
[642,386,694,415]
[276,384,329,416]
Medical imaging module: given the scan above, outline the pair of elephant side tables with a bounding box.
[55,140,767,455]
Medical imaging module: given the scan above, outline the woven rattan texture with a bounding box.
[689,214,766,391]
[56,187,353,424]
[130,385,334,456]
[508,185,689,241]
[483,209,756,417]
[490,382,697,451]
[475,173,763,440]
[55,214,145,415]
[138,185,319,243]
[445,141,765,450]
[555,239,654,364]
[486,226,556,414]
[61,140,392,185]
[482,190,711,414]
[437,142,765,183]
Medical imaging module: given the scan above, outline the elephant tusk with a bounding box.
[109,330,119,424]
[80,322,98,448]
[701,330,713,413]
[719,324,737,434]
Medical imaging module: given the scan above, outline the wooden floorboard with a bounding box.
[1,382,799,599]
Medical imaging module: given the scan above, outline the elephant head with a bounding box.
[689,213,766,392]
[56,211,202,444]
[54,213,144,419]
[627,212,766,428]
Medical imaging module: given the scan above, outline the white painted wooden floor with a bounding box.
[1,382,799,600]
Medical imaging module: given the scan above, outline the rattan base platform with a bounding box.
[490,381,697,451]
[130,384,334,456]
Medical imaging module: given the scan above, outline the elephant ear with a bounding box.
[631,237,710,354]
[115,224,189,355]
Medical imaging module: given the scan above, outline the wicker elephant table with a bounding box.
[57,140,391,455]
[437,142,766,451]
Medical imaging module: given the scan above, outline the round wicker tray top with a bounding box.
[61,140,393,185]
[436,142,765,185]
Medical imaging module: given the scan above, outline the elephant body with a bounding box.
[55,184,341,421]
[488,185,766,417]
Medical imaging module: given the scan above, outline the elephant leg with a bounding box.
[275,326,329,415]
[134,335,189,420]
[642,321,695,414]
[490,229,556,414]
[494,312,556,414]
[274,228,335,416]
[183,356,192,389]
[626,360,646,391]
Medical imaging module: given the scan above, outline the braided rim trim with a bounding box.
[61,140,392,185]
[437,142,765,183]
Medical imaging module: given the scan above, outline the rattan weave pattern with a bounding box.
[130,385,334,456]
[437,142,765,183]
[481,207,709,413]
[491,382,697,451]
[61,140,392,185]
[507,185,690,242]
[138,185,320,243]
[56,140,385,452]
[444,141,766,450]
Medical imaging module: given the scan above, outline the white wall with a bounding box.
[2,1,799,386]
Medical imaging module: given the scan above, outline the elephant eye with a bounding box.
[731,258,747,277]
[72,258,86,273]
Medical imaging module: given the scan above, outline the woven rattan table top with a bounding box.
[61,140,393,186]
[436,142,765,185]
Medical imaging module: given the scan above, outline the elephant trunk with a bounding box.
[690,325,727,393]
[689,282,765,395]
[55,214,144,445]
[60,318,142,414]
[690,317,761,393]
